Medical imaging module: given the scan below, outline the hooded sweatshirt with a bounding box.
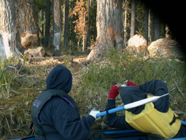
[105,80,186,138]
[36,65,95,140]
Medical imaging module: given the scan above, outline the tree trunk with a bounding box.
[82,12,86,52]
[53,0,61,56]
[64,0,69,49]
[87,0,124,60]
[41,10,44,45]
[165,24,170,38]
[124,0,128,48]
[149,9,154,42]
[70,0,76,52]
[17,0,38,50]
[130,0,136,38]
[145,5,149,45]
[0,0,19,58]
[148,9,151,43]
[44,0,51,48]
[85,0,91,49]
[154,13,160,41]
[150,10,160,42]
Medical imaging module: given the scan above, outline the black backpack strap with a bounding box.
[41,124,58,136]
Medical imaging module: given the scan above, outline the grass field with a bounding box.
[0,50,186,139]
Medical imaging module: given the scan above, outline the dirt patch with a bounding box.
[28,55,87,67]
[73,56,87,62]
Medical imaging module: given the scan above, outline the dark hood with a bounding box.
[46,65,72,93]
[120,86,147,114]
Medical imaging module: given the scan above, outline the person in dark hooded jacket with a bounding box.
[105,80,186,139]
[31,65,100,140]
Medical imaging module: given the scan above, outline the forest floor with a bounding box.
[0,50,186,139]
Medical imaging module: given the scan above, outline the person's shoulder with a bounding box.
[41,96,67,110]
[50,96,68,105]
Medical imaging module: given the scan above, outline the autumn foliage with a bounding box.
[69,0,88,35]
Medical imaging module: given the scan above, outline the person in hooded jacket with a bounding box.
[31,65,100,140]
[105,80,186,139]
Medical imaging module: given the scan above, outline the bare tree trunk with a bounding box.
[124,0,128,48]
[0,0,19,58]
[150,10,160,42]
[17,0,38,50]
[44,0,51,48]
[148,9,151,43]
[85,0,91,49]
[154,13,160,41]
[87,0,124,60]
[64,0,69,49]
[41,10,44,45]
[145,5,149,45]
[165,24,170,38]
[82,13,86,52]
[53,0,61,56]
[130,0,136,38]
[149,9,154,42]
[70,0,76,52]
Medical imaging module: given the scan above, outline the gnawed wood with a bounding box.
[24,46,45,58]
[52,0,61,55]
[20,31,38,49]
[15,0,37,52]
[127,34,148,55]
[148,38,184,60]
[87,0,124,61]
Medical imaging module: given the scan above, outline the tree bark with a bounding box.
[145,5,149,45]
[44,0,51,48]
[70,0,76,52]
[165,24,170,38]
[41,10,44,45]
[150,10,160,42]
[154,13,160,41]
[17,0,38,50]
[0,0,19,58]
[130,0,136,38]
[87,0,124,60]
[124,0,128,48]
[85,0,91,49]
[149,9,154,43]
[64,0,69,49]
[82,12,86,52]
[53,0,61,56]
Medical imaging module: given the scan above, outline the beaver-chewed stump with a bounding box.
[24,46,45,58]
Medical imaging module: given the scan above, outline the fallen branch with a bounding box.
[10,87,18,94]
[13,60,24,80]
[5,117,12,136]
[173,79,184,96]
[0,84,7,88]
[174,110,186,116]
[4,65,17,71]
[169,75,186,94]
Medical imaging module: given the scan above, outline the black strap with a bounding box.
[30,122,33,129]
[170,115,179,125]
[41,125,58,136]
[106,108,110,115]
